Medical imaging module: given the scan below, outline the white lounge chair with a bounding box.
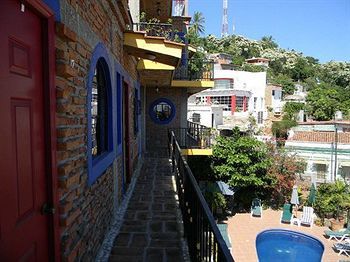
[300,206,314,227]
[334,238,350,256]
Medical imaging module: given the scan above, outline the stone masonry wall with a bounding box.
[55,0,139,260]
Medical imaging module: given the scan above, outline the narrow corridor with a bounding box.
[109,157,187,262]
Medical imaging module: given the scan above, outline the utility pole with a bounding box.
[334,122,338,181]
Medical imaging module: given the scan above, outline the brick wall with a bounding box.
[146,87,187,152]
[291,131,350,143]
[55,0,139,260]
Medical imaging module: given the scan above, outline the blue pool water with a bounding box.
[256,229,324,262]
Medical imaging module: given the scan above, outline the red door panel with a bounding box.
[0,1,49,260]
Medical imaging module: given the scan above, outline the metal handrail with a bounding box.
[173,59,214,81]
[169,121,213,149]
[169,131,234,262]
[132,22,174,40]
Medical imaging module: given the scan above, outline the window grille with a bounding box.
[91,60,108,157]
[211,96,232,111]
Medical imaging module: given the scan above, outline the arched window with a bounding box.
[91,59,109,157]
[87,43,114,185]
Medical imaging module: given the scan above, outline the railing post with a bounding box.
[169,130,233,262]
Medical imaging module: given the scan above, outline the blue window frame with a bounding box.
[87,43,114,185]
[149,98,176,125]
[116,72,122,155]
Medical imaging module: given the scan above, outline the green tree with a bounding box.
[271,118,297,147]
[288,57,315,81]
[266,146,306,207]
[314,181,350,223]
[273,74,295,97]
[306,86,340,120]
[261,35,278,49]
[283,102,305,120]
[189,11,205,36]
[212,135,273,188]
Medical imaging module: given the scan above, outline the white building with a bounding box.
[188,60,269,128]
[285,121,350,184]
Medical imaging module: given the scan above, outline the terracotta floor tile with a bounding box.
[225,209,347,261]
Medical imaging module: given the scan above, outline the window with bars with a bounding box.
[91,59,108,157]
[314,163,327,180]
[236,96,244,111]
[257,111,264,124]
[211,96,231,111]
[254,97,257,110]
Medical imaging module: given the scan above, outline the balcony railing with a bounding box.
[169,121,214,149]
[169,131,234,262]
[132,22,174,41]
[174,59,214,81]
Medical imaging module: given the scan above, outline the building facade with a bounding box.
[0,0,213,260]
[285,122,350,184]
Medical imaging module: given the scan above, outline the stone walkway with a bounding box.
[109,157,185,262]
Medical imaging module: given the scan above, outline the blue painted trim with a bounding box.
[116,72,122,153]
[87,43,115,186]
[43,0,61,21]
[149,98,176,125]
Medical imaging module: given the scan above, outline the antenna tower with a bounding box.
[221,0,228,37]
[174,0,185,16]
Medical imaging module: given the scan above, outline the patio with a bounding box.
[226,209,348,262]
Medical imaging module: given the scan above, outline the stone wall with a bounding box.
[55,0,140,260]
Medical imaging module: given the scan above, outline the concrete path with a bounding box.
[109,157,185,262]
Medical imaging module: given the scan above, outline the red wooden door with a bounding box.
[0,1,50,260]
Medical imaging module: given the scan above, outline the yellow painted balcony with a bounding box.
[124,23,184,67]
[171,59,215,94]
[169,121,215,156]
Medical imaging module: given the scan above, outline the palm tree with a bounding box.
[261,35,278,49]
[189,11,205,36]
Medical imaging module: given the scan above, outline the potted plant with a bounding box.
[315,181,350,229]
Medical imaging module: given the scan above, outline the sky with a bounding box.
[188,0,350,63]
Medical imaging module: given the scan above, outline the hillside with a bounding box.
[190,34,350,121]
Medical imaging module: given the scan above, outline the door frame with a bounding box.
[23,1,60,260]
[123,80,132,184]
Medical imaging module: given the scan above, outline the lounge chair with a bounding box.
[334,238,350,256]
[300,206,314,227]
[280,203,293,224]
[217,223,232,250]
[325,223,350,241]
[251,198,262,218]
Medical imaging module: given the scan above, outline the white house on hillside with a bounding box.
[285,121,350,184]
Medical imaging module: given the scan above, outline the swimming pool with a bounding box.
[256,229,324,262]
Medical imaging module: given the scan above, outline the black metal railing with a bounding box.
[169,121,214,149]
[132,22,174,41]
[169,131,234,262]
[173,59,214,81]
